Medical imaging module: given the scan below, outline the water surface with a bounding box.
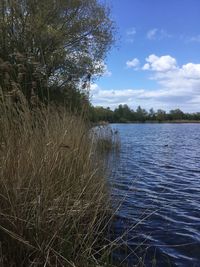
[110,123,200,267]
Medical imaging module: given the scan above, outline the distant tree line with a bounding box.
[89,104,200,122]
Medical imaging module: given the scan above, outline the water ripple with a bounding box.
[110,123,200,267]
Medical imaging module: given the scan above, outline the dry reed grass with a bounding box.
[93,126,120,154]
[0,90,114,266]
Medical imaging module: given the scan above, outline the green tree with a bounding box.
[156,109,166,122]
[0,0,114,107]
[114,104,132,122]
[149,108,156,120]
[135,105,147,122]
[169,109,184,120]
[89,106,114,122]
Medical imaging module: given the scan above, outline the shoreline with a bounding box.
[109,120,200,124]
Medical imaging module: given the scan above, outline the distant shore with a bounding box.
[95,120,200,125]
[112,120,200,124]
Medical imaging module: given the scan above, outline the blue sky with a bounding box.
[91,0,200,112]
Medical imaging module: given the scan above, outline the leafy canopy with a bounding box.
[0,0,114,105]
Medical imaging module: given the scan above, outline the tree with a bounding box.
[89,106,114,122]
[149,108,156,120]
[114,104,133,122]
[0,0,114,106]
[156,109,166,122]
[135,105,147,121]
[169,109,184,120]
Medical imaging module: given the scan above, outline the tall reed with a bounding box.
[0,91,113,266]
[93,125,120,154]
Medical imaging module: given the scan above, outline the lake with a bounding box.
[109,123,200,267]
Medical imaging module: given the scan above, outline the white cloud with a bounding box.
[91,55,200,112]
[181,63,200,78]
[90,83,100,93]
[90,85,147,108]
[188,35,200,43]
[142,55,200,111]
[147,28,158,40]
[90,84,190,111]
[126,27,136,42]
[143,63,150,70]
[147,28,171,40]
[143,54,177,72]
[127,28,136,36]
[126,58,140,69]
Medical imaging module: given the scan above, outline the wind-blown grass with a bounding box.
[0,91,115,266]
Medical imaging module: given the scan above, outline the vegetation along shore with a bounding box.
[0,0,121,266]
[1,0,199,266]
[89,104,200,123]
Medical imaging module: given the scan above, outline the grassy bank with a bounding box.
[0,92,117,266]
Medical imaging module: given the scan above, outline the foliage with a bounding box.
[169,108,184,120]
[114,104,132,122]
[0,1,123,266]
[89,105,115,122]
[135,105,148,122]
[90,104,200,123]
[0,0,114,108]
[156,109,166,122]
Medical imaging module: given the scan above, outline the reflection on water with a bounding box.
[110,123,200,267]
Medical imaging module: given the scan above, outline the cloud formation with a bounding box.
[146,28,171,40]
[126,28,136,36]
[188,35,200,43]
[147,28,158,40]
[142,54,177,72]
[91,54,200,112]
[126,58,140,69]
[144,55,200,111]
[126,27,136,42]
